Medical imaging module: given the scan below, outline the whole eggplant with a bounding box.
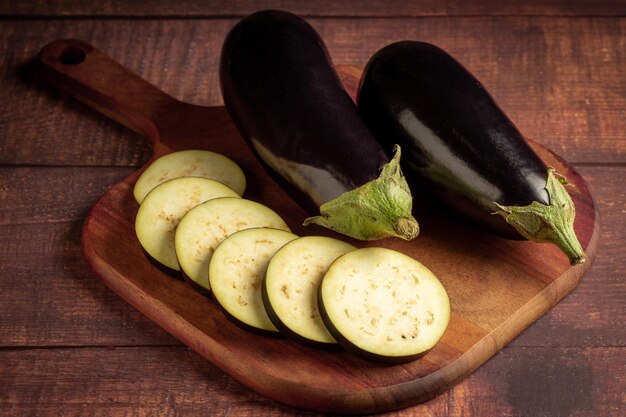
[357,41,584,265]
[219,10,418,241]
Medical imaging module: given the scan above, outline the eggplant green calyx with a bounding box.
[304,145,419,241]
[494,168,585,265]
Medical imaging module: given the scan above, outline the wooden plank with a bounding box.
[2,0,626,17]
[0,220,180,347]
[0,167,179,347]
[2,17,625,166]
[0,167,128,226]
[448,347,625,417]
[0,346,623,416]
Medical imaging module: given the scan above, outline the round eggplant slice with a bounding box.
[263,236,355,346]
[319,247,450,364]
[174,197,290,295]
[209,227,299,334]
[133,149,246,204]
[135,177,240,273]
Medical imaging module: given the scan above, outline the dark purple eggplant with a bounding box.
[219,10,418,241]
[357,41,584,265]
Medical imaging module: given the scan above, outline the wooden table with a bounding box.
[1,2,624,416]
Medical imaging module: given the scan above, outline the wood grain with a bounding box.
[0,166,129,345]
[0,167,180,347]
[3,0,626,17]
[2,17,625,166]
[0,347,623,416]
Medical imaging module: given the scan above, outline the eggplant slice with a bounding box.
[174,197,290,295]
[319,247,450,364]
[134,149,246,204]
[263,236,356,346]
[209,227,299,334]
[135,177,240,273]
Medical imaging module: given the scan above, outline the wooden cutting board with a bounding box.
[37,39,600,414]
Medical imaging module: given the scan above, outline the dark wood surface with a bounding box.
[1,2,624,416]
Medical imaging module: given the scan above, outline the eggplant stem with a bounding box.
[494,168,586,265]
[304,145,419,241]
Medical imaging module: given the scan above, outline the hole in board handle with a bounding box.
[59,46,86,65]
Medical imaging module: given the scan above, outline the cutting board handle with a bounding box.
[37,39,178,146]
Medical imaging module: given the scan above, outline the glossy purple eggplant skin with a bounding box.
[219,10,389,213]
[357,41,550,239]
